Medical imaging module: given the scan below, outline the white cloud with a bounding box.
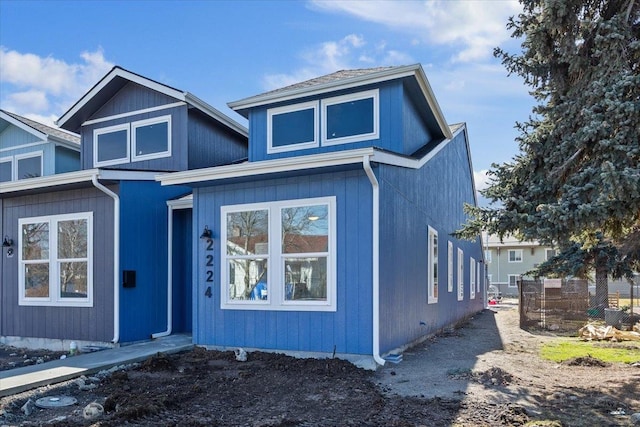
[474,169,492,192]
[310,0,522,63]
[0,47,114,118]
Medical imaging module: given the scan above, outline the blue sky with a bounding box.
[0,0,533,195]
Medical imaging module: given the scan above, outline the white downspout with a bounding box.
[151,203,173,339]
[91,174,120,344]
[363,156,385,366]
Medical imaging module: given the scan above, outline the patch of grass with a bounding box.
[540,339,640,363]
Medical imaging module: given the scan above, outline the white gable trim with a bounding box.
[0,111,48,141]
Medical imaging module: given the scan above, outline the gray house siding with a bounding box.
[187,109,248,169]
[378,129,484,353]
[0,187,115,342]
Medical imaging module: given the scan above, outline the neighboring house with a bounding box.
[158,64,485,367]
[1,109,81,183]
[0,67,248,350]
[484,233,556,297]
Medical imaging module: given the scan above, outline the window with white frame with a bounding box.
[457,248,464,301]
[267,101,319,153]
[321,89,379,146]
[545,248,557,260]
[19,212,93,307]
[484,249,492,263]
[93,115,171,167]
[427,227,438,304]
[0,157,12,182]
[508,274,519,288]
[470,257,476,299]
[476,260,481,294]
[221,196,336,311]
[16,151,42,180]
[132,115,171,161]
[447,241,453,292]
[508,249,523,262]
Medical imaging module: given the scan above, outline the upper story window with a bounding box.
[221,196,336,311]
[266,89,379,154]
[508,249,523,263]
[267,101,318,153]
[19,212,93,307]
[321,89,379,146]
[0,152,43,182]
[545,248,557,260]
[93,115,171,167]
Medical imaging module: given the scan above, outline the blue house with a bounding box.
[159,64,485,367]
[1,109,80,183]
[0,67,247,350]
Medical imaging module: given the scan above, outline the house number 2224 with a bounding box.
[204,238,213,298]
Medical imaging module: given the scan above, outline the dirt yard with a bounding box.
[1,303,639,426]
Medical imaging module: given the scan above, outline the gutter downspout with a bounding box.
[363,155,385,367]
[91,174,120,344]
[151,202,174,339]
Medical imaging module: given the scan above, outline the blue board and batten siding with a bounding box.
[378,128,484,353]
[187,110,248,169]
[79,83,189,172]
[118,181,190,342]
[192,169,374,356]
[0,187,115,342]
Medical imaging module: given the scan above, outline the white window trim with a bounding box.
[93,123,130,167]
[220,196,336,311]
[508,249,523,263]
[267,101,319,154]
[15,150,43,180]
[476,261,481,294]
[484,250,492,263]
[545,248,556,261]
[131,115,172,162]
[488,274,492,285]
[470,257,476,299]
[457,248,464,301]
[427,226,438,304]
[321,89,379,146]
[18,212,94,307]
[508,274,519,288]
[0,156,13,182]
[447,241,453,293]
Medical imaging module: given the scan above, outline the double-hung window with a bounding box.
[321,89,379,146]
[19,212,93,307]
[427,227,438,303]
[221,196,336,311]
[457,248,464,301]
[267,101,318,153]
[93,115,171,166]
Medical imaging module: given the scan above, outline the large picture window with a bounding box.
[93,115,171,167]
[267,101,318,153]
[221,197,336,311]
[427,227,438,304]
[19,212,93,307]
[321,89,379,146]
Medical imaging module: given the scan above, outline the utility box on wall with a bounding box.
[123,270,136,288]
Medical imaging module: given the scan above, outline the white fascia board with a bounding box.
[57,68,187,128]
[228,64,421,111]
[0,111,48,141]
[414,66,452,140]
[157,148,376,186]
[50,136,81,152]
[0,168,158,194]
[184,93,248,137]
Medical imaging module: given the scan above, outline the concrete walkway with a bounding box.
[0,335,193,397]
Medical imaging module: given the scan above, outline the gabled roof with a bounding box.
[0,109,80,149]
[228,64,451,140]
[56,66,247,138]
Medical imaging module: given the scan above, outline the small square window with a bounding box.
[508,275,519,288]
[94,123,130,166]
[321,89,379,146]
[545,249,557,261]
[132,115,171,161]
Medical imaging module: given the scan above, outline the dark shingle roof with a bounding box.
[2,110,80,145]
